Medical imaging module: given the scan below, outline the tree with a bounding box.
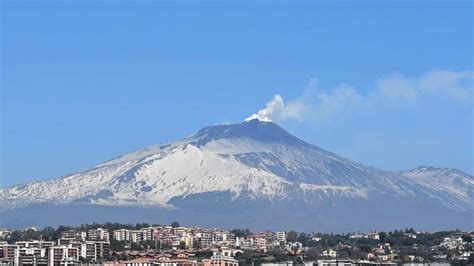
[461,235,472,243]
[287,231,298,242]
[142,240,156,249]
[195,250,213,260]
[379,232,387,243]
[338,250,351,259]
[298,233,309,246]
[359,244,371,253]
[171,221,180,228]
[130,242,143,251]
[41,226,57,241]
[231,229,252,237]
[179,241,186,250]
[469,253,474,265]
[305,247,321,261]
[272,247,289,262]
[193,240,202,249]
[110,239,126,252]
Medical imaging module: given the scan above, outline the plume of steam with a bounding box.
[245,95,284,122]
[244,69,472,124]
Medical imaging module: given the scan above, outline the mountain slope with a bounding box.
[1,119,472,230]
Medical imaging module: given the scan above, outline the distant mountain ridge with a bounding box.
[1,119,472,231]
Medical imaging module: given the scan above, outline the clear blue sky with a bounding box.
[1,1,473,186]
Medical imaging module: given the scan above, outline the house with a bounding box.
[123,257,156,266]
[349,233,365,239]
[317,259,354,266]
[202,255,238,266]
[211,246,242,257]
[442,237,464,250]
[0,230,11,240]
[103,261,126,266]
[403,233,417,239]
[322,249,338,258]
[366,233,380,240]
[155,254,173,261]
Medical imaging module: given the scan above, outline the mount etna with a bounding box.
[1,119,472,231]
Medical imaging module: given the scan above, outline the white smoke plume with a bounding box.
[245,95,285,122]
[244,69,473,124]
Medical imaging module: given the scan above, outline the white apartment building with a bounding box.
[48,245,79,266]
[87,228,110,241]
[15,247,48,265]
[212,231,235,245]
[113,229,131,242]
[61,230,87,241]
[15,240,55,249]
[131,230,144,243]
[141,227,155,241]
[276,231,287,243]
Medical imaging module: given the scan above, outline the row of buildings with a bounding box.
[0,238,110,265]
[0,226,244,266]
[0,228,112,265]
[1,225,472,265]
[111,226,287,252]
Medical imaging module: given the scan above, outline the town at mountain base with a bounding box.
[1,222,473,265]
[1,119,473,231]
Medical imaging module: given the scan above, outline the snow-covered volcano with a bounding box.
[1,119,472,231]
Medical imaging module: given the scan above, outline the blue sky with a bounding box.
[1,1,473,186]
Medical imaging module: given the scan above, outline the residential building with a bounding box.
[130,230,143,243]
[15,240,55,249]
[442,237,464,249]
[15,247,48,266]
[61,230,87,241]
[276,231,287,243]
[367,233,380,240]
[202,255,238,266]
[0,231,11,241]
[88,228,110,242]
[114,229,131,242]
[48,245,79,266]
[141,228,155,242]
[322,249,338,258]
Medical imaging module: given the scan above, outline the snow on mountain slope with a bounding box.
[1,119,472,215]
[0,143,292,210]
[396,166,474,210]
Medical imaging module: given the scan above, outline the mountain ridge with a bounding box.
[1,119,472,230]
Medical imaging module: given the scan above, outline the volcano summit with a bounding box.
[1,119,472,231]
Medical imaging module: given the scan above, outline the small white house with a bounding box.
[322,249,338,258]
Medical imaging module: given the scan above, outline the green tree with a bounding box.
[142,240,156,249]
[379,232,387,243]
[110,239,126,252]
[305,247,321,261]
[193,240,202,249]
[287,231,298,242]
[171,221,180,228]
[231,229,252,237]
[461,235,472,243]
